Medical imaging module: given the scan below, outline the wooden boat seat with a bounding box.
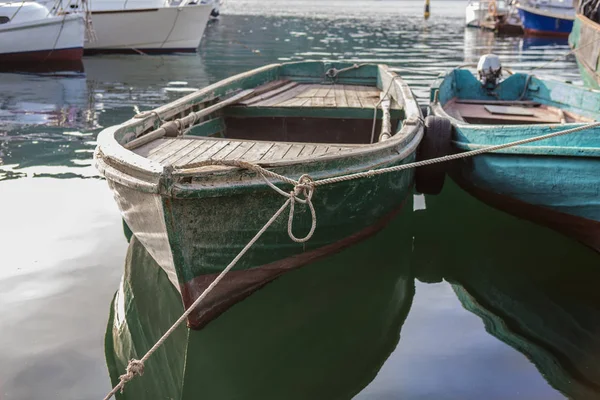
[443,98,590,125]
[225,81,403,119]
[133,137,358,167]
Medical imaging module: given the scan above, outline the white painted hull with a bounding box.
[465,1,508,27]
[85,4,212,51]
[0,13,84,59]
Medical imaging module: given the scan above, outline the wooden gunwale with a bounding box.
[96,62,423,196]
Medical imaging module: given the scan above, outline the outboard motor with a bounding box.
[477,54,502,90]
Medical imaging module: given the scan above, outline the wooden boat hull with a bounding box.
[105,216,415,399]
[569,14,600,90]
[105,154,416,328]
[430,69,600,252]
[96,61,423,328]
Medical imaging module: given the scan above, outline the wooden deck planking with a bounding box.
[315,85,333,97]
[253,84,304,107]
[224,141,256,160]
[172,140,220,166]
[242,81,298,106]
[344,86,364,108]
[140,138,172,157]
[311,97,325,107]
[185,140,231,164]
[298,144,317,157]
[333,85,349,108]
[276,97,311,107]
[282,144,306,159]
[262,143,293,160]
[240,142,275,161]
[211,141,243,160]
[161,140,206,166]
[312,146,329,156]
[239,83,387,110]
[296,84,321,98]
[150,139,195,163]
[322,96,337,107]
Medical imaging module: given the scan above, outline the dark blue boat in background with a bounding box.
[516,0,575,37]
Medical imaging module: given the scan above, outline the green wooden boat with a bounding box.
[95,61,424,329]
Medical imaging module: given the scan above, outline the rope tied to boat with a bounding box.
[104,120,600,399]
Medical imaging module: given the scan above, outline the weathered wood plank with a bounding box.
[282,144,305,159]
[334,85,348,108]
[312,146,329,156]
[223,141,255,160]
[187,140,231,163]
[311,97,325,107]
[344,86,363,108]
[277,97,311,107]
[323,96,336,107]
[296,84,320,98]
[262,143,293,160]
[298,144,317,157]
[243,81,298,106]
[149,139,192,163]
[270,84,313,107]
[212,141,242,160]
[173,140,220,166]
[251,84,304,107]
[315,85,333,97]
[241,142,275,161]
[162,140,206,166]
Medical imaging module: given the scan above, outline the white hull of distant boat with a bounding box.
[465,0,508,26]
[0,2,84,63]
[86,4,211,52]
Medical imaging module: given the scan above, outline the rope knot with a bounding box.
[118,359,145,393]
[293,174,315,202]
[287,174,317,243]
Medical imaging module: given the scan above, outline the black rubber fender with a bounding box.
[415,115,453,195]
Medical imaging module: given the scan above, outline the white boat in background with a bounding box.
[0,2,84,66]
[44,0,212,53]
[466,0,508,26]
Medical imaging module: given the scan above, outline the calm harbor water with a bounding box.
[1,1,598,399]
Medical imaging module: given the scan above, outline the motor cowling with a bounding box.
[477,54,502,89]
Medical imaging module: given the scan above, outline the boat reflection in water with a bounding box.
[413,182,600,400]
[105,210,415,399]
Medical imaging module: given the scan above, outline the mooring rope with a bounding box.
[103,119,600,399]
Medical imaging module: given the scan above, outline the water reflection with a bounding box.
[106,211,415,399]
[412,182,600,400]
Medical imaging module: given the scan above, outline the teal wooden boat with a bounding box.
[95,61,425,329]
[429,55,600,252]
[105,214,415,399]
[569,3,600,90]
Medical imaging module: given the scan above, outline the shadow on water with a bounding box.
[412,182,600,400]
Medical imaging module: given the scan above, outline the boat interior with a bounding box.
[442,98,591,125]
[132,78,405,167]
[437,70,596,125]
